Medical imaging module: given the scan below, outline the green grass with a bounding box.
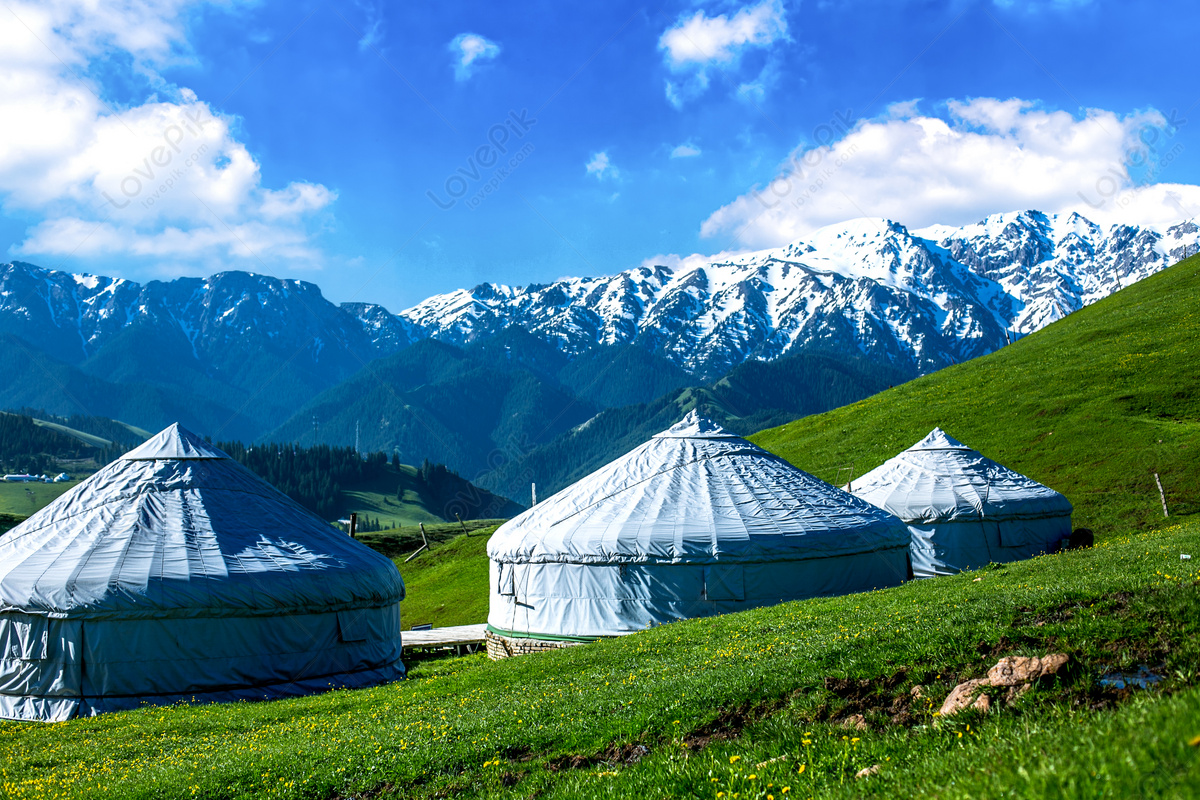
[751,254,1200,536]
[341,487,443,528]
[1,521,1197,799]
[0,479,81,517]
[354,521,500,629]
[394,529,496,629]
[335,462,443,527]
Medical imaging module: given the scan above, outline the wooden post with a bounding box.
[404,523,430,563]
[456,512,467,533]
[1155,473,1169,517]
[349,512,358,538]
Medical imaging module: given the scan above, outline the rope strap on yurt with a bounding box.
[485,624,602,643]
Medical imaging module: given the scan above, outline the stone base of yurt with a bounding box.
[485,629,589,660]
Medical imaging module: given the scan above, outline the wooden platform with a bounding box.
[401,624,487,656]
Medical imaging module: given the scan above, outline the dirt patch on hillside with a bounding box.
[681,694,796,750]
[545,742,651,771]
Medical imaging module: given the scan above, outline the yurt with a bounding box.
[485,412,910,658]
[0,424,405,722]
[847,428,1072,578]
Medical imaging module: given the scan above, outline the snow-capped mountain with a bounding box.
[1,208,1196,440]
[403,210,1200,378]
[0,266,422,367]
[0,266,424,439]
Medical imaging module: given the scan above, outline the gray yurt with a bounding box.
[0,424,405,722]
[848,428,1073,578]
[485,411,910,658]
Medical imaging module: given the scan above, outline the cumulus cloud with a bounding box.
[0,0,336,273]
[586,151,618,179]
[700,98,1199,248]
[448,32,500,81]
[671,143,702,158]
[659,0,788,107]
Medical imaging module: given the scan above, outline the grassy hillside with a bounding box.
[2,520,1197,799]
[393,529,496,628]
[0,480,82,518]
[753,254,1200,535]
[353,521,498,628]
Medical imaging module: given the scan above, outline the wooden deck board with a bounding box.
[401,623,487,650]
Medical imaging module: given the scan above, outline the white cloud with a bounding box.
[640,247,750,273]
[260,182,338,220]
[659,0,788,106]
[586,151,618,180]
[0,0,336,273]
[700,98,1200,248]
[357,7,384,53]
[448,32,500,82]
[660,0,788,67]
[671,143,702,158]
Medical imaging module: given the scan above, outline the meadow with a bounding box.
[0,520,1196,798]
[2,255,1199,798]
[0,478,80,518]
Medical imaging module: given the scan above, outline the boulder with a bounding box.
[987,654,1069,686]
[938,678,990,716]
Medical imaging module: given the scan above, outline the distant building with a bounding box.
[53,473,70,483]
[2,474,38,483]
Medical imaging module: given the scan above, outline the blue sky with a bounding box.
[2,0,1199,311]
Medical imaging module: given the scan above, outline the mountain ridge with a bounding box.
[3,208,1196,443]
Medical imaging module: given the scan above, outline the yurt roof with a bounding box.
[848,428,1072,523]
[488,411,908,565]
[0,424,403,619]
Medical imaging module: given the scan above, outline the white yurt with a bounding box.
[485,412,910,657]
[0,424,405,722]
[847,428,1073,578]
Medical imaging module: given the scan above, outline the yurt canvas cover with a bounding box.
[848,428,1072,577]
[487,412,910,640]
[0,425,405,722]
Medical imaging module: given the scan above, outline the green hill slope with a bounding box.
[753,253,1200,534]
[4,519,1198,799]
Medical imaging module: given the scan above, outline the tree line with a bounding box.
[217,441,389,520]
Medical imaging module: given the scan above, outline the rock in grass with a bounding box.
[987,654,1069,686]
[856,764,881,779]
[939,679,991,716]
[839,713,869,731]
[941,654,1068,715]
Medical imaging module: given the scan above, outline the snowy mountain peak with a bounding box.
[2,208,1196,397]
[400,209,1199,379]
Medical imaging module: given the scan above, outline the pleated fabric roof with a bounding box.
[488,411,908,565]
[848,428,1073,523]
[0,424,404,619]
